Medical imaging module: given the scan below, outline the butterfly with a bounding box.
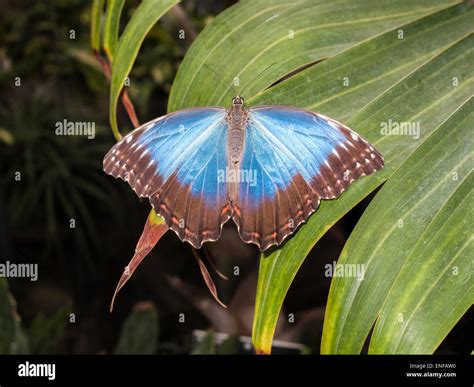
[103,96,383,251]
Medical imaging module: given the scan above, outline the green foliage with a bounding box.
[253,5,474,353]
[103,0,125,59]
[0,279,29,354]
[0,0,135,260]
[190,330,216,354]
[0,87,120,256]
[190,331,240,354]
[1,1,98,81]
[115,302,159,354]
[91,0,105,51]
[1,279,72,355]
[98,0,473,354]
[167,0,472,353]
[109,0,179,139]
[0,278,160,355]
[323,100,473,353]
[168,0,459,110]
[27,304,71,354]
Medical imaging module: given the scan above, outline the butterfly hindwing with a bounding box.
[232,106,384,250]
[103,107,232,248]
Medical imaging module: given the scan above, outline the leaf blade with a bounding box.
[371,172,473,353]
[103,0,125,60]
[109,0,179,137]
[91,0,105,52]
[253,12,474,353]
[321,96,474,353]
[361,101,474,353]
[168,0,458,111]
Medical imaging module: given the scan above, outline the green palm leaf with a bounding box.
[103,0,473,353]
[323,99,473,353]
[167,0,472,353]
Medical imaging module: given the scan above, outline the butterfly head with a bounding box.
[232,96,245,106]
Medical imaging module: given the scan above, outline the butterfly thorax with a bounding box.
[227,100,248,164]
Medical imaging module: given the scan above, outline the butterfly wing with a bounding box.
[232,106,384,251]
[103,107,232,248]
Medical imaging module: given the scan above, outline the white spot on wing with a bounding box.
[140,149,148,159]
[345,141,358,151]
[327,120,339,130]
[339,143,349,152]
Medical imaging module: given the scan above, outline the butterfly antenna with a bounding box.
[239,62,276,98]
[203,63,238,96]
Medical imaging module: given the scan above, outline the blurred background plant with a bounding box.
[0,0,472,355]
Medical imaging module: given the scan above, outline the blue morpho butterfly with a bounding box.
[103,74,384,251]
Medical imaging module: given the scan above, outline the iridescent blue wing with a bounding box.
[103,107,232,248]
[232,106,384,251]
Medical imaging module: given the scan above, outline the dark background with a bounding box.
[0,0,471,354]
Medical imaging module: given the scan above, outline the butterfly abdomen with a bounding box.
[227,106,248,164]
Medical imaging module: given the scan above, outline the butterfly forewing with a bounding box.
[103,107,232,248]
